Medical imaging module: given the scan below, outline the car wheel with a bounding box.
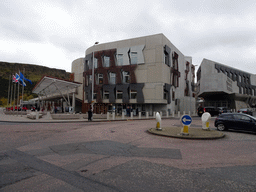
[217,124,226,131]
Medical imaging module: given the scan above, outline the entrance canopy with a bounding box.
[32,76,81,101]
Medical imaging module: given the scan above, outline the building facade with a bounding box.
[196,59,256,110]
[72,34,196,115]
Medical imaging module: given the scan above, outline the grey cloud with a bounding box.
[49,35,86,53]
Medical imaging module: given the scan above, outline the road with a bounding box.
[1,118,256,191]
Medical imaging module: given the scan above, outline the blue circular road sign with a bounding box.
[181,115,192,126]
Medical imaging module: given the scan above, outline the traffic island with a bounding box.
[148,127,225,140]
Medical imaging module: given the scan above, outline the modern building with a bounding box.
[72,33,197,115]
[196,58,256,110]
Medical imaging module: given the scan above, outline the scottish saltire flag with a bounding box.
[19,72,32,84]
[16,73,26,86]
[12,75,18,83]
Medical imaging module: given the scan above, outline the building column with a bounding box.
[72,92,75,113]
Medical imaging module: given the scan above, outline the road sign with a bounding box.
[181,115,192,126]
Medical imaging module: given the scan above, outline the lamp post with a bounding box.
[190,64,198,114]
[91,42,99,112]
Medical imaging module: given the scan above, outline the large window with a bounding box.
[103,91,109,99]
[103,56,110,67]
[87,75,92,85]
[116,90,123,99]
[97,74,103,85]
[130,90,137,99]
[130,52,137,65]
[122,71,130,84]
[93,93,97,100]
[109,72,116,84]
[117,54,123,66]
[93,58,98,68]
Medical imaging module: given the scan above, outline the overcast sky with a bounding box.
[1,0,256,74]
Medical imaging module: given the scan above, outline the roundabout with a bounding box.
[148,126,225,140]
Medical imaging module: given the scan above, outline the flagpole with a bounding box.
[22,69,25,107]
[13,77,16,111]
[17,72,20,111]
[7,75,11,108]
[10,76,13,109]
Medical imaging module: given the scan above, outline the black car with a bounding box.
[237,108,253,116]
[197,106,219,117]
[215,113,256,132]
[217,107,230,114]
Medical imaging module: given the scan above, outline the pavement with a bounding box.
[1,108,256,191]
[0,108,224,140]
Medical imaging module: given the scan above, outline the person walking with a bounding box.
[88,108,92,121]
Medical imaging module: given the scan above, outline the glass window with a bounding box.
[117,54,123,66]
[122,71,130,84]
[109,72,116,84]
[94,58,98,68]
[85,60,90,70]
[97,74,103,85]
[88,75,92,85]
[164,91,167,100]
[103,91,109,99]
[130,90,137,99]
[85,92,88,100]
[164,51,169,66]
[116,90,123,99]
[93,93,97,100]
[130,52,137,65]
[104,56,110,67]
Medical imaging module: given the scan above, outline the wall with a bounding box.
[71,58,84,101]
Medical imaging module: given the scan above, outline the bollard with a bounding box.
[107,112,110,120]
[189,111,191,116]
[166,110,168,118]
[146,112,149,118]
[153,112,156,118]
[122,112,125,119]
[131,112,133,119]
[172,111,175,117]
[183,111,186,115]
[139,112,141,119]
[36,111,39,120]
[160,111,162,117]
[155,112,162,130]
[202,112,211,130]
[112,112,115,120]
[178,111,180,118]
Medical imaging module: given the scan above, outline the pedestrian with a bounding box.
[88,108,92,121]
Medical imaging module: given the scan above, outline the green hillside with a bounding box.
[0,61,71,106]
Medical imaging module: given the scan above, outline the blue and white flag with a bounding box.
[19,72,32,84]
[16,73,26,86]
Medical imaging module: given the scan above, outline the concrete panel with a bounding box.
[143,88,155,100]
[135,69,147,83]
[144,49,156,64]
[147,65,158,83]
[155,84,164,100]
[145,34,163,49]
[117,39,131,49]
[130,37,146,46]
[155,45,164,63]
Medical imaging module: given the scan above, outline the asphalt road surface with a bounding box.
[1,118,256,191]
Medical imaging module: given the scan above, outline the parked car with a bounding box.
[237,108,253,116]
[215,113,256,132]
[217,107,230,114]
[197,106,219,117]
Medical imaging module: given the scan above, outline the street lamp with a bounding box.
[92,42,99,112]
[190,64,198,115]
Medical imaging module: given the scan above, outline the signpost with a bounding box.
[181,115,192,135]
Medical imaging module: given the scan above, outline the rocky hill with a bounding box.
[0,61,71,102]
